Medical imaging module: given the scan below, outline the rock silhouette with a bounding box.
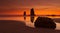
[30,8,35,23]
[34,17,56,29]
[24,11,26,20]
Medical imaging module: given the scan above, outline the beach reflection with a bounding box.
[0,16,60,30]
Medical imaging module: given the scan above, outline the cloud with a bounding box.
[0,0,60,11]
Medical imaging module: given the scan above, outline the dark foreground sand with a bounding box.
[0,20,60,33]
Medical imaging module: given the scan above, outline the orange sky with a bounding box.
[0,8,60,15]
[0,0,60,15]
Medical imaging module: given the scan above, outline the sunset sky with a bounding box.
[0,0,60,15]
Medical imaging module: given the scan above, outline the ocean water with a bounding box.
[0,16,60,30]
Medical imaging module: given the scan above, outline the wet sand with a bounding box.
[0,20,60,33]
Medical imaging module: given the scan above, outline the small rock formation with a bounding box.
[24,11,26,20]
[34,17,56,29]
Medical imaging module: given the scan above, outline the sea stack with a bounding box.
[24,11,26,20]
[30,8,35,23]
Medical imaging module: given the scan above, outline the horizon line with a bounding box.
[0,15,60,17]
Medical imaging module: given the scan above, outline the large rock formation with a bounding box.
[34,17,56,29]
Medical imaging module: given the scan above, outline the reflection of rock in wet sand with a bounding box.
[34,16,56,29]
[30,16,34,23]
[0,20,60,33]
